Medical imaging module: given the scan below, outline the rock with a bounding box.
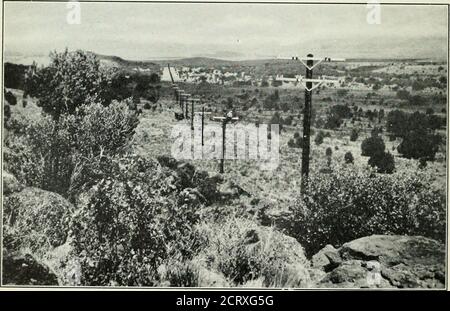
[340,235,444,266]
[197,218,312,287]
[220,180,251,198]
[312,244,341,271]
[313,235,445,289]
[3,171,24,195]
[3,187,74,253]
[3,251,58,285]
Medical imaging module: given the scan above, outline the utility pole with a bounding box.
[184,93,191,119]
[201,106,205,145]
[190,98,200,131]
[212,114,239,174]
[277,55,345,192]
[194,108,211,146]
[302,54,313,191]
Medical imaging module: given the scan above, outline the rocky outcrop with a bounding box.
[3,251,58,285]
[312,235,445,288]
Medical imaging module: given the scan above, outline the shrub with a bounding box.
[25,50,111,119]
[314,131,324,145]
[143,102,151,109]
[71,155,202,286]
[195,218,311,287]
[419,157,428,169]
[4,101,138,197]
[344,152,354,164]
[288,135,303,148]
[288,139,296,148]
[368,151,395,174]
[5,90,17,106]
[361,136,385,157]
[397,129,441,160]
[283,115,293,126]
[286,166,446,256]
[325,147,333,157]
[323,113,342,130]
[3,187,74,255]
[4,104,11,123]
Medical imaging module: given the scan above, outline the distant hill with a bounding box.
[152,57,237,68]
[94,53,160,72]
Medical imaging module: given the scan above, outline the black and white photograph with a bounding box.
[0,0,448,290]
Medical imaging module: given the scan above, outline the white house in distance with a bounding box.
[161,66,182,82]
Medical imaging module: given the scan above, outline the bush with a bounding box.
[5,90,17,106]
[361,136,385,157]
[3,187,74,255]
[397,129,441,160]
[288,134,303,148]
[143,102,151,109]
[368,151,395,174]
[286,166,446,256]
[4,104,11,123]
[25,50,111,119]
[325,147,332,157]
[324,113,342,130]
[71,155,202,286]
[4,101,138,197]
[287,138,296,148]
[195,218,311,287]
[314,131,324,145]
[419,157,428,169]
[344,152,354,164]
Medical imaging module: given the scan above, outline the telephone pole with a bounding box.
[302,54,313,191]
[277,55,345,193]
[212,114,239,174]
[190,98,200,131]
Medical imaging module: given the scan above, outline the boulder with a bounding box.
[3,171,24,195]
[313,235,445,289]
[197,218,312,288]
[3,251,58,285]
[311,244,341,271]
[3,187,74,254]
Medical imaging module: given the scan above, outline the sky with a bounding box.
[3,2,448,61]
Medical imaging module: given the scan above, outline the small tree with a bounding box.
[315,131,324,145]
[418,157,427,169]
[361,136,385,157]
[350,128,359,141]
[25,49,111,119]
[368,151,395,174]
[344,152,354,164]
[397,129,441,160]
